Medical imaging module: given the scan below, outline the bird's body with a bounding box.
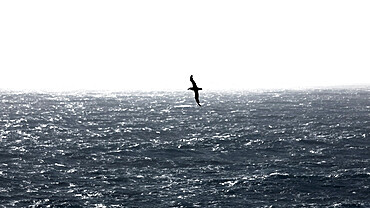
[188,75,202,106]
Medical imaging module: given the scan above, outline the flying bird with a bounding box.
[188,75,202,106]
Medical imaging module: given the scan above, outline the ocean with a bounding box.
[0,89,369,207]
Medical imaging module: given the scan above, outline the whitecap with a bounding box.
[174,105,192,108]
[220,180,239,187]
[55,163,65,167]
[269,172,289,177]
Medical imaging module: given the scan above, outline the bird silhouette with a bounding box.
[187,75,202,106]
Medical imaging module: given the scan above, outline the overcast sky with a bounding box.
[1,1,369,91]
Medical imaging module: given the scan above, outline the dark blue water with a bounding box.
[1,89,369,207]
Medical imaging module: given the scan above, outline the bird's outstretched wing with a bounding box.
[194,91,201,106]
[190,75,198,88]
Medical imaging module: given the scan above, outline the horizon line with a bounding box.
[1,84,369,94]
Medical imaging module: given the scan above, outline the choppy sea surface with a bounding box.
[0,89,369,207]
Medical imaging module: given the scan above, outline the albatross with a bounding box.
[188,75,202,106]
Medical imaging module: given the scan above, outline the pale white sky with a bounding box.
[1,1,369,91]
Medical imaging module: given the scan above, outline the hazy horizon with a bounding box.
[1,84,369,94]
